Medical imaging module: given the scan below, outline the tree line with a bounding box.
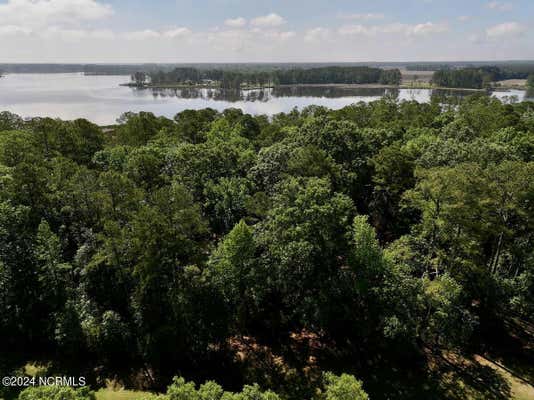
[16,373,369,400]
[433,65,534,88]
[0,94,533,399]
[142,66,402,89]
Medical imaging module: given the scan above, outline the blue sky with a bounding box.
[1,0,533,62]
[103,0,532,31]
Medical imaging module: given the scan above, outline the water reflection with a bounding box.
[272,86,399,99]
[0,73,530,126]
[147,87,247,102]
[140,86,505,104]
[144,86,400,102]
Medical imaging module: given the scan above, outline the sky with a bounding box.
[0,0,533,63]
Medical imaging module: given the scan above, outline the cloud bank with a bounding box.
[0,0,531,62]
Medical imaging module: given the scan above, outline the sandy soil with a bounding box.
[494,79,528,88]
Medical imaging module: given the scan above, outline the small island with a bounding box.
[123,66,403,90]
[121,64,534,93]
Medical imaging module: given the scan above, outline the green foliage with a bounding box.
[198,381,225,400]
[148,66,402,88]
[431,66,529,89]
[1,95,533,399]
[204,177,252,233]
[322,373,369,400]
[422,274,476,347]
[115,112,172,146]
[174,109,218,144]
[28,117,105,164]
[238,384,280,400]
[432,68,485,89]
[0,111,24,131]
[167,377,199,400]
[18,386,95,400]
[165,378,280,400]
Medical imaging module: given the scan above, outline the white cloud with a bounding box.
[0,0,113,29]
[88,29,115,39]
[338,24,370,35]
[338,22,448,37]
[487,1,513,11]
[0,25,33,36]
[486,22,526,37]
[40,26,115,40]
[122,27,193,40]
[0,6,531,63]
[339,13,385,20]
[224,17,247,28]
[123,29,161,40]
[458,16,471,22]
[408,22,448,35]
[468,33,484,43]
[250,13,286,27]
[163,27,192,38]
[264,31,295,40]
[304,27,331,42]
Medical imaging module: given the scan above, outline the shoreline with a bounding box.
[120,83,275,90]
[121,82,495,92]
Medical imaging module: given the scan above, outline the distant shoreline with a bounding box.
[119,82,497,92]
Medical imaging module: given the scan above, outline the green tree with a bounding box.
[322,373,369,400]
[0,111,24,131]
[209,220,258,331]
[173,108,218,144]
[116,112,172,146]
[204,177,252,233]
[257,177,355,333]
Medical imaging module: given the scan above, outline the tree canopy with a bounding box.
[1,95,533,399]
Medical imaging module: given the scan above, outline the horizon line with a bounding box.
[2,60,534,65]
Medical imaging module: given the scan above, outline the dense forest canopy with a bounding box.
[144,66,402,88]
[0,95,533,400]
[432,65,534,89]
[405,64,452,71]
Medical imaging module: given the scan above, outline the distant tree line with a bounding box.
[432,68,487,89]
[145,66,402,89]
[405,64,452,71]
[272,66,401,85]
[433,65,534,89]
[0,64,164,76]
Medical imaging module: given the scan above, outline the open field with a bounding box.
[493,79,528,89]
[400,68,435,84]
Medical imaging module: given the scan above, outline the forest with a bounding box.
[432,66,534,89]
[144,66,402,88]
[0,95,533,400]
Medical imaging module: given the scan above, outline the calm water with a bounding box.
[0,73,529,125]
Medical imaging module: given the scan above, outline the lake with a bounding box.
[0,73,530,125]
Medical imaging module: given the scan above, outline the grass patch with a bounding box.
[23,363,50,377]
[94,388,155,400]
